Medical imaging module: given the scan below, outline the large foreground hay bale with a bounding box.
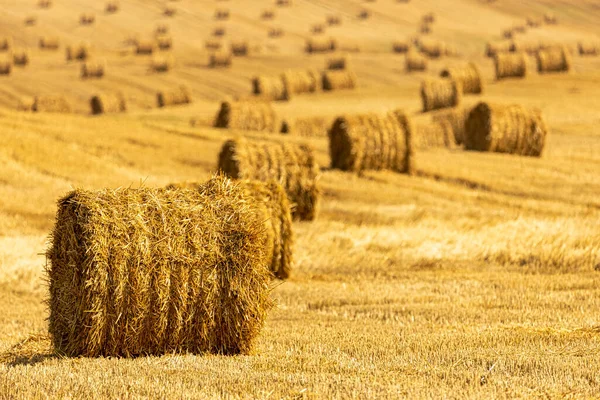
[81,61,105,79]
[252,75,289,101]
[326,56,348,70]
[282,69,320,94]
[167,180,293,280]
[32,95,71,113]
[431,107,469,145]
[322,70,357,91]
[0,61,11,75]
[485,41,512,57]
[413,121,455,149]
[465,102,548,157]
[280,116,333,137]
[209,51,232,68]
[536,46,571,73]
[578,42,599,56]
[494,52,527,79]
[66,43,90,61]
[406,50,427,72]
[305,37,336,54]
[47,176,274,357]
[213,101,278,132]
[90,93,126,115]
[421,78,462,112]
[39,36,60,50]
[328,111,413,173]
[218,139,320,221]
[440,62,483,94]
[157,85,192,107]
[13,49,30,66]
[0,37,12,51]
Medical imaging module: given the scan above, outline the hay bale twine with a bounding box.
[66,43,90,61]
[218,138,320,221]
[32,95,72,113]
[431,107,469,145]
[81,61,105,79]
[0,61,12,76]
[80,13,95,25]
[305,37,336,54]
[440,62,483,94]
[282,69,320,94]
[536,46,571,73]
[280,116,333,137]
[485,41,512,58]
[90,93,127,115]
[326,55,348,70]
[420,78,462,112]
[0,37,13,52]
[413,121,455,149]
[47,176,275,357]
[151,54,174,72]
[406,50,427,72]
[252,75,289,101]
[167,180,294,280]
[578,41,599,56]
[209,50,232,68]
[231,41,249,56]
[393,40,410,53]
[322,70,357,91]
[39,37,60,50]
[494,52,527,80]
[328,110,413,173]
[13,49,30,67]
[155,35,173,50]
[465,102,548,157]
[105,1,119,13]
[157,85,192,108]
[213,100,278,132]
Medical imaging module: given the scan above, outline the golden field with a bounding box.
[0,0,600,398]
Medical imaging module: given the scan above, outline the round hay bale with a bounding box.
[280,116,333,137]
[32,95,72,113]
[326,55,348,70]
[357,9,370,19]
[544,13,557,25]
[393,40,410,53]
[213,26,226,37]
[66,43,90,61]
[465,102,548,157]
[81,61,105,79]
[413,121,455,149]
[420,23,432,34]
[209,50,232,68]
[205,40,222,50]
[578,41,599,56]
[0,37,13,52]
[231,41,249,56]
[155,35,172,50]
[0,61,12,76]
[47,176,275,357]
[218,138,320,221]
[105,1,119,13]
[406,50,427,72]
[440,62,483,94]
[503,29,514,40]
[526,17,542,28]
[305,37,336,54]
[163,6,176,16]
[311,24,325,34]
[213,100,278,132]
[90,92,127,115]
[151,54,174,72]
[157,85,192,107]
[494,52,527,80]
[326,15,341,26]
[215,8,230,20]
[420,78,462,112]
[261,9,275,20]
[155,24,169,35]
[418,38,446,58]
[536,46,571,73]
[510,40,540,55]
[329,110,413,174]
[268,27,284,38]
[13,49,30,66]
[252,75,289,101]
[485,41,512,58]
[322,70,357,91]
[135,40,156,55]
[25,16,37,26]
[80,13,95,25]
[430,106,469,145]
[422,12,435,23]
[282,69,320,94]
[39,36,60,50]
[38,0,52,8]
[276,0,292,6]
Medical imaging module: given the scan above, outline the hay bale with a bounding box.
[218,138,320,221]
[47,176,274,357]
[526,17,542,28]
[13,49,30,66]
[39,37,60,50]
[311,24,325,34]
[503,29,514,40]
[166,180,294,280]
[163,6,176,16]
[155,24,169,35]
[38,0,52,8]
[420,23,432,34]
[136,40,156,55]
[32,95,72,113]
[268,27,284,38]
[81,61,105,79]
[231,41,249,56]
[80,13,95,25]
[261,9,275,20]
[282,69,320,94]
[536,46,571,73]
[280,116,333,137]
[422,12,435,23]
[494,52,527,80]
[465,102,548,157]
[90,92,126,115]
[18,97,35,111]
[0,37,13,52]
[276,0,292,6]
[326,15,341,26]
[157,85,192,107]
[510,40,540,55]
[326,55,348,70]
[420,78,462,112]
[105,1,119,13]
[151,55,174,72]
[305,37,336,54]
[414,121,455,149]
[322,70,357,91]
[209,51,232,68]
[358,9,370,19]
[544,13,557,25]
[578,41,599,56]
[213,26,226,37]
[25,16,37,26]
[431,107,469,145]
[215,9,230,20]
[213,100,278,132]
[205,40,222,50]
[406,50,427,72]
[252,75,289,101]
[328,110,413,174]
[66,43,90,61]
[393,40,410,53]
[0,61,11,76]
[485,41,512,57]
[155,35,172,50]
[440,62,483,94]
[513,25,527,34]
[418,38,446,58]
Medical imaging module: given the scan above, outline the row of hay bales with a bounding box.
[487,40,598,58]
[419,63,483,113]
[493,47,572,80]
[252,71,356,101]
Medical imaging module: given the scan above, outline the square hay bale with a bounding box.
[39,36,60,50]
[406,50,427,72]
[536,46,571,74]
[440,62,483,95]
[13,49,30,66]
[322,70,357,91]
[252,75,289,101]
[81,60,106,79]
[90,92,127,115]
[328,110,413,174]
[157,85,192,107]
[218,138,320,221]
[47,176,274,357]
[465,102,547,157]
[494,52,527,80]
[282,69,321,94]
[213,100,278,132]
[209,50,232,68]
[32,95,72,113]
[421,78,462,112]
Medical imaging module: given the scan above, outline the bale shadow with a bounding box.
[1,334,58,368]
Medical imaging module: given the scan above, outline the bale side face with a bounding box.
[252,75,289,101]
[465,102,548,157]
[421,78,462,112]
[536,47,571,73]
[157,86,191,107]
[494,52,527,79]
[440,63,483,94]
[213,101,278,133]
[305,37,336,54]
[282,69,320,94]
[47,178,274,357]
[322,70,357,91]
[90,93,126,115]
[33,96,71,113]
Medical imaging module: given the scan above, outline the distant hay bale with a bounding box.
[328,110,413,174]
[209,50,232,68]
[526,17,542,28]
[393,40,410,53]
[252,75,289,101]
[261,9,275,20]
[440,63,483,94]
[326,15,341,26]
[90,92,126,115]
[18,97,35,111]
[151,54,174,72]
[544,13,557,25]
[213,100,278,132]
[32,95,72,113]
[305,37,336,54]
[510,41,540,55]
[513,25,527,34]
[418,38,446,58]
[155,24,169,35]
[105,1,119,13]
[420,23,432,34]
[503,29,514,40]
[205,40,222,50]
[282,69,320,94]
[38,0,52,8]
[413,121,455,149]
[326,55,348,70]
[25,16,37,26]
[465,102,548,157]
[0,37,13,51]
[578,42,599,56]
[422,12,435,23]
[485,41,512,57]
[81,61,105,79]
[135,40,156,55]
[166,180,294,280]
[218,138,321,221]
[494,52,527,79]
[276,0,292,6]
[406,50,427,72]
[213,26,226,37]
[0,61,11,76]
[66,43,90,61]
[163,6,176,16]
[311,24,325,34]
[536,46,571,73]
[357,9,370,19]
[431,107,469,145]
[80,13,95,25]
[421,78,462,112]
[268,27,284,38]
[155,35,172,50]
[157,85,192,107]
[280,116,333,137]
[322,70,357,91]
[215,8,230,20]
[39,37,60,50]
[47,176,274,357]
[13,49,30,66]
[231,41,249,56]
